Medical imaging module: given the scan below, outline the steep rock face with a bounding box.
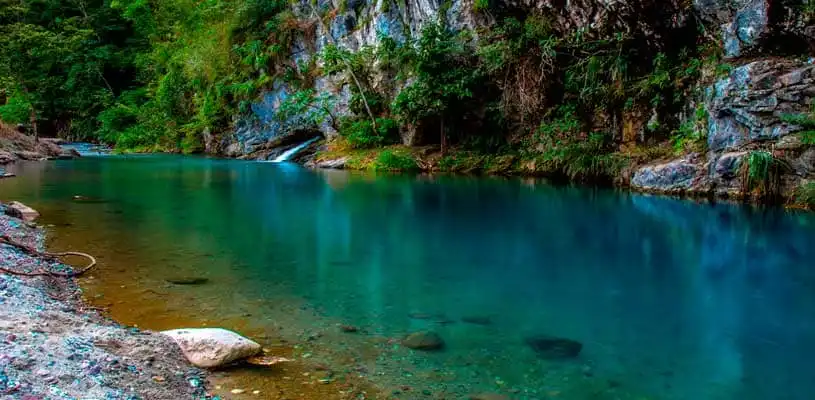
[706,59,814,152]
[223,0,694,156]
[694,0,813,58]
[694,0,769,58]
[632,58,815,197]
[222,0,814,202]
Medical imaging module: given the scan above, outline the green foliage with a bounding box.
[539,132,625,181]
[0,0,133,139]
[742,150,788,197]
[795,182,815,209]
[530,106,624,180]
[276,89,338,131]
[374,149,418,171]
[804,0,815,20]
[780,107,815,145]
[340,117,399,149]
[391,21,481,126]
[0,91,31,124]
[77,0,292,149]
[670,104,708,153]
[473,0,490,12]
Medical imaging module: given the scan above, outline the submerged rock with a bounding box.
[5,201,40,222]
[161,328,261,368]
[402,331,445,351]
[461,316,492,326]
[56,148,81,160]
[525,335,583,359]
[72,195,109,204]
[165,277,209,285]
[469,393,509,400]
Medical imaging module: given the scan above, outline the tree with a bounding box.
[391,21,480,153]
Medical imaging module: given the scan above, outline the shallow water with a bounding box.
[2,155,815,400]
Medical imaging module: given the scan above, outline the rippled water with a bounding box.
[2,155,815,400]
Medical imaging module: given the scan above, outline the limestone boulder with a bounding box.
[631,154,705,193]
[5,201,40,222]
[161,328,261,368]
[402,331,445,351]
[0,150,16,164]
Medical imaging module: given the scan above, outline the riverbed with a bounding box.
[2,155,815,400]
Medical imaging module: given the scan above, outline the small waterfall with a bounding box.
[272,137,320,162]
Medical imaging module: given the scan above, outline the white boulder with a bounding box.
[5,201,39,222]
[161,328,261,368]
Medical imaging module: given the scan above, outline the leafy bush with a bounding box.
[375,149,418,171]
[539,133,626,181]
[532,108,624,180]
[276,89,338,131]
[742,150,789,197]
[340,117,399,149]
[390,21,481,127]
[0,92,31,124]
[795,182,815,209]
[670,105,708,153]
[780,108,815,145]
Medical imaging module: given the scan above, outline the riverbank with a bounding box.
[0,123,67,164]
[0,206,211,399]
[306,139,815,210]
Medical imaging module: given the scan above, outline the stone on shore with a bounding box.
[5,201,40,222]
[525,335,583,359]
[161,328,262,368]
[0,150,16,164]
[402,331,445,351]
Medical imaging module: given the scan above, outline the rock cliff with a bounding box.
[221,0,814,202]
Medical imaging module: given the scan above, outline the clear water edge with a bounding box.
[1,155,814,400]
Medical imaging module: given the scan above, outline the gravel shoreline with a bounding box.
[0,205,212,399]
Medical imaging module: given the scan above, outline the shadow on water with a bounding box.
[2,155,815,399]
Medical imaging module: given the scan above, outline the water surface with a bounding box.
[2,155,815,400]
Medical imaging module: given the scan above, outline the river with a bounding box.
[2,154,815,400]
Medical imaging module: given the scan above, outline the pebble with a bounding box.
[252,390,260,395]
[231,388,245,394]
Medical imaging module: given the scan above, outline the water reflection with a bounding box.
[1,156,814,399]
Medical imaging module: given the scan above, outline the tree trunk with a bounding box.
[440,118,446,155]
[21,85,38,141]
[29,108,38,141]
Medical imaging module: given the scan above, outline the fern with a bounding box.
[741,150,789,198]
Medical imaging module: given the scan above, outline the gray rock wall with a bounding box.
[632,59,815,198]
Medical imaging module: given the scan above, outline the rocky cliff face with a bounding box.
[221,0,814,202]
[633,59,815,197]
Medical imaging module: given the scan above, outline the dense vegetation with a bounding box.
[0,0,299,151]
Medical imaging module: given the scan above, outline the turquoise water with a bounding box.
[2,155,815,399]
